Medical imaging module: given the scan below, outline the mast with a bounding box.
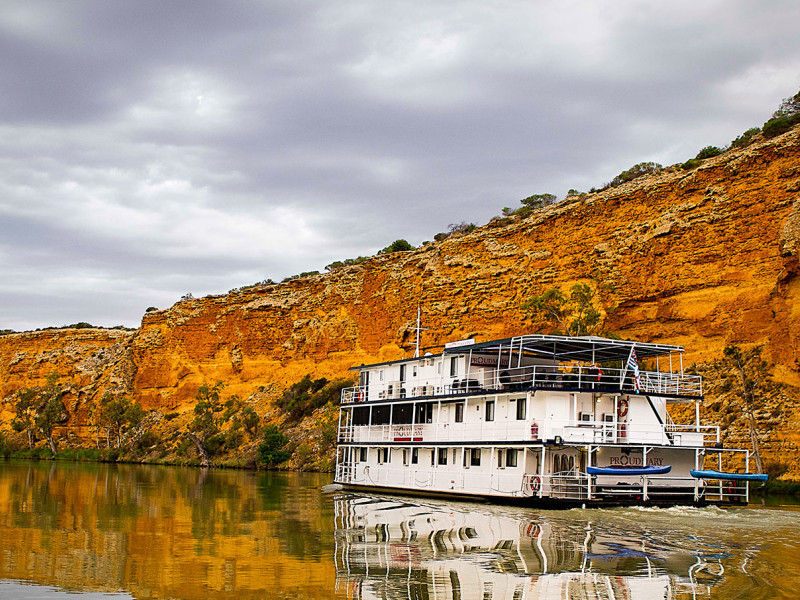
[413,307,428,358]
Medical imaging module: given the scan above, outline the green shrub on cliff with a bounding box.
[762,113,800,138]
[731,127,760,149]
[258,425,292,467]
[325,256,369,271]
[608,162,662,188]
[521,193,557,210]
[379,239,415,254]
[279,375,353,422]
[695,146,723,160]
[762,88,800,139]
[681,158,703,171]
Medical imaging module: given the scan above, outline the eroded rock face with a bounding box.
[0,329,136,427]
[2,126,800,472]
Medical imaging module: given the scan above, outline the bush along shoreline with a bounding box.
[0,374,353,472]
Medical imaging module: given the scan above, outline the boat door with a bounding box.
[617,396,629,441]
[399,364,407,397]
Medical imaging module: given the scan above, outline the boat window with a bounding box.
[452,448,458,463]
[411,448,419,464]
[516,398,526,420]
[470,448,481,466]
[412,365,418,377]
[403,449,409,466]
[399,364,406,382]
[371,405,390,425]
[486,400,495,422]
[455,403,464,423]
[393,403,413,424]
[352,407,370,426]
[497,449,504,468]
[415,403,433,424]
[568,456,575,472]
[561,455,569,472]
[359,371,369,387]
[506,449,518,468]
[553,454,560,473]
[438,448,448,465]
[359,447,367,462]
[379,370,384,381]
[450,357,458,377]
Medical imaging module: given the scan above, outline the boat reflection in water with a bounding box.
[333,494,723,600]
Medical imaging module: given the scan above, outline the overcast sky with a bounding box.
[1,1,799,331]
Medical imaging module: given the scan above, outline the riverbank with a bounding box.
[0,446,314,471]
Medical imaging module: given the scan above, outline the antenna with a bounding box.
[413,307,429,358]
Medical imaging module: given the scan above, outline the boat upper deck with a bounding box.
[342,334,702,404]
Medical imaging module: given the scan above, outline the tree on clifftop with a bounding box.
[520,193,557,210]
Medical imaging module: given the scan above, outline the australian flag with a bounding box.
[627,346,641,392]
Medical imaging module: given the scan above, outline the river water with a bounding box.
[0,461,798,599]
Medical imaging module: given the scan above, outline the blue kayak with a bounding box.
[690,469,768,482]
[587,465,672,476]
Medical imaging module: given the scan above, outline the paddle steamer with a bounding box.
[333,334,765,506]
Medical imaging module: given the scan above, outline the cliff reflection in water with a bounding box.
[2,461,799,600]
[333,494,800,600]
[0,461,339,599]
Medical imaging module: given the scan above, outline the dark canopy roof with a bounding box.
[443,334,682,363]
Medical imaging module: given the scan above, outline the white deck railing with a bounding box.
[338,419,719,448]
[342,365,702,404]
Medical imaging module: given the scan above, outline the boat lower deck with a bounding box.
[336,481,747,508]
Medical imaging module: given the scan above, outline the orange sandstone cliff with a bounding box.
[2,126,800,471]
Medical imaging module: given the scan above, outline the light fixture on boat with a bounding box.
[554,436,563,446]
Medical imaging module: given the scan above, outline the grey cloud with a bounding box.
[1,0,799,329]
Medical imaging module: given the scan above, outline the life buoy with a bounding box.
[357,389,365,402]
[529,475,541,493]
[617,398,629,417]
[525,522,541,537]
[530,421,539,440]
